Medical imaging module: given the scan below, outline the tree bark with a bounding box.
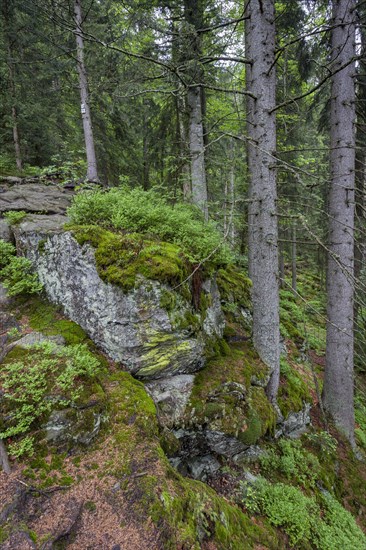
[74,0,99,182]
[246,0,280,402]
[323,0,356,445]
[292,224,297,294]
[184,0,208,220]
[2,0,22,172]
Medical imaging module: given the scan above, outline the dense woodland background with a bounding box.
[1,0,365,444]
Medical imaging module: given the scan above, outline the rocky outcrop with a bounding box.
[0,183,73,215]
[13,216,225,379]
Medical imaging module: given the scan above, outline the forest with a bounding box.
[0,0,366,548]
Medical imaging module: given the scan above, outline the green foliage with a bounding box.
[68,188,232,265]
[240,479,366,549]
[3,210,27,225]
[39,157,87,184]
[355,392,366,452]
[260,439,321,488]
[0,239,16,268]
[278,358,311,417]
[0,256,43,296]
[0,342,101,457]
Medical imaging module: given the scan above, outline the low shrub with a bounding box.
[67,187,232,265]
[0,342,101,457]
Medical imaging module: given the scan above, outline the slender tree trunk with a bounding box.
[74,0,99,182]
[187,86,208,219]
[184,0,208,220]
[292,224,297,294]
[279,239,285,289]
[323,0,356,445]
[2,0,22,171]
[246,0,280,402]
[176,92,191,200]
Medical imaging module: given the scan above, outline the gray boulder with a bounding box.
[14,222,225,379]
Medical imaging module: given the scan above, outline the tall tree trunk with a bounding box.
[74,0,99,182]
[184,0,208,220]
[246,0,280,402]
[323,0,356,445]
[2,0,22,171]
[292,223,297,294]
[187,86,208,219]
[354,23,366,321]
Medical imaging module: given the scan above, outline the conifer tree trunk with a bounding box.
[74,0,99,182]
[2,0,22,171]
[323,0,356,445]
[246,0,280,402]
[184,0,208,220]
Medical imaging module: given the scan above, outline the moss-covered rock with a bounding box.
[71,224,189,291]
[185,342,275,443]
[13,227,228,378]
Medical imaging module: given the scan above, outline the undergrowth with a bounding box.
[0,239,43,296]
[67,187,232,265]
[240,477,366,549]
[0,342,101,457]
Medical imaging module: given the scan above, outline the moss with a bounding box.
[38,239,46,254]
[278,358,312,417]
[23,297,88,345]
[175,309,202,333]
[70,225,189,292]
[100,370,279,548]
[159,289,177,312]
[160,430,181,456]
[216,266,252,309]
[185,342,274,440]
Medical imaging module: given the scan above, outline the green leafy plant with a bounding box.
[240,478,366,549]
[3,210,27,225]
[0,342,101,456]
[68,187,232,265]
[260,439,320,488]
[6,327,21,340]
[0,239,16,268]
[0,256,43,296]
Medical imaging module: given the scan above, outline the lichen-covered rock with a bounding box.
[145,375,195,427]
[14,220,225,379]
[275,402,311,439]
[43,407,102,447]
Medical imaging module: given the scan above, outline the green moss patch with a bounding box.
[278,358,312,417]
[69,224,189,292]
